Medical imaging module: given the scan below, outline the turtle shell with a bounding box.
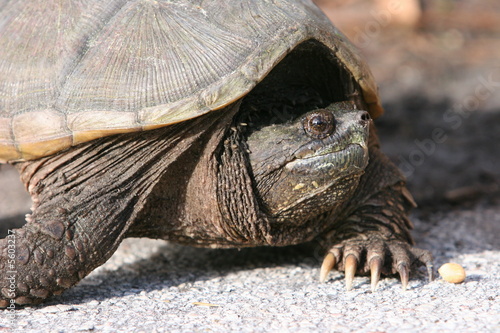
[0,0,382,162]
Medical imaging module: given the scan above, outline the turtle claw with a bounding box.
[320,252,336,283]
[398,262,410,291]
[369,256,383,292]
[320,238,433,291]
[344,254,357,291]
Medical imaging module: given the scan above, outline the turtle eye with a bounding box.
[303,110,335,139]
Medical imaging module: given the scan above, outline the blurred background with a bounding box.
[315,0,500,207]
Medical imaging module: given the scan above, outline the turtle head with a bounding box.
[246,101,371,220]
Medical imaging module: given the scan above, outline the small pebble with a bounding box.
[438,263,466,283]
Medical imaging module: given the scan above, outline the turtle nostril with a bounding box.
[359,111,371,123]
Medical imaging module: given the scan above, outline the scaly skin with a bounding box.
[0,102,432,307]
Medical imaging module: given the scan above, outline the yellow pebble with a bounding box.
[438,263,466,283]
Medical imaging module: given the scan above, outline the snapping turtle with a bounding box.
[0,0,432,307]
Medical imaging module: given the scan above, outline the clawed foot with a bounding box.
[319,238,433,291]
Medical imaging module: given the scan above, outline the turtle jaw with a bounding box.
[286,142,369,178]
[276,130,370,215]
[279,142,369,208]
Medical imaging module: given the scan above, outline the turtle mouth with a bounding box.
[286,143,368,175]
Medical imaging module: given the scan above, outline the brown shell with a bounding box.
[0,0,382,162]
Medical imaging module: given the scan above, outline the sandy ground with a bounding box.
[1,1,499,332]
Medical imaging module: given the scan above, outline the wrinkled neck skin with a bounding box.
[16,101,371,249]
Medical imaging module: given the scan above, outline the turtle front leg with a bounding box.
[319,147,433,291]
[0,211,128,307]
[0,147,145,307]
